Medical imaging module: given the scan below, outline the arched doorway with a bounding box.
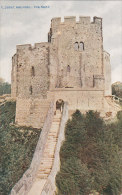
[56,99,64,113]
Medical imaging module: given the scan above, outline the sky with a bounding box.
[0,0,122,84]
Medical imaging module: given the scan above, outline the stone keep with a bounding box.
[11,16,112,128]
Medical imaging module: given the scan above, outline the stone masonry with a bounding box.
[11,16,116,128]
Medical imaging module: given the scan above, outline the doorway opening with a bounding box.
[56,99,64,112]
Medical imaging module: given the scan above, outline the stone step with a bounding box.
[48,131,58,133]
[47,133,58,136]
[45,141,57,145]
[45,140,57,143]
[44,148,55,152]
[44,145,56,150]
[54,114,61,117]
[46,136,57,139]
[40,160,54,164]
[40,164,53,168]
[49,132,58,135]
[48,131,58,134]
[40,160,54,165]
[53,115,61,118]
[44,147,56,150]
[43,155,54,159]
[39,164,53,169]
[53,119,61,123]
[38,166,51,171]
[47,134,58,137]
[47,135,58,138]
[53,116,61,119]
[46,137,57,140]
[44,145,56,148]
[39,168,52,172]
[47,136,58,139]
[46,140,57,143]
[44,145,57,149]
[43,153,54,157]
[45,139,57,143]
[50,125,59,129]
[37,173,48,179]
[43,155,54,158]
[44,149,55,152]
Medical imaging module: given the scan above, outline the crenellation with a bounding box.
[16,43,50,53]
[79,16,91,25]
[51,17,61,30]
[16,44,32,51]
[64,16,76,23]
[51,16,102,26]
[93,16,102,24]
[35,42,50,48]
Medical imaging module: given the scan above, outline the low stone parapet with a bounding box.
[10,101,55,195]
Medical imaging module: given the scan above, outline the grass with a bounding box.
[0,101,41,195]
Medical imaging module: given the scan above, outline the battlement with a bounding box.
[93,16,102,24]
[51,16,102,27]
[64,16,76,23]
[17,44,31,50]
[16,42,49,51]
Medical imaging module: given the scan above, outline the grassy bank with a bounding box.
[0,101,41,195]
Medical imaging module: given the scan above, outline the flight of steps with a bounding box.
[106,96,121,110]
[28,111,62,195]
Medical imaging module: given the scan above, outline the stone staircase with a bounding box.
[106,96,121,110]
[27,111,62,195]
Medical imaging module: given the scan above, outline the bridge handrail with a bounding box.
[111,95,122,101]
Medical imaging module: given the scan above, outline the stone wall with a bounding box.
[48,89,104,115]
[103,51,111,96]
[15,88,105,128]
[10,101,55,195]
[11,54,17,98]
[41,102,68,195]
[15,98,52,128]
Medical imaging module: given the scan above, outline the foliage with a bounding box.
[56,110,122,195]
[112,82,122,98]
[0,101,41,195]
[0,78,11,95]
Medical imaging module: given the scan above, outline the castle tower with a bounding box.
[11,16,112,128]
[48,16,110,92]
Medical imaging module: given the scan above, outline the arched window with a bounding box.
[79,42,84,51]
[31,66,35,77]
[67,65,70,72]
[74,42,79,51]
[29,86,33,95]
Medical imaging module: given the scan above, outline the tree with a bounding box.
[0,77,11,95]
